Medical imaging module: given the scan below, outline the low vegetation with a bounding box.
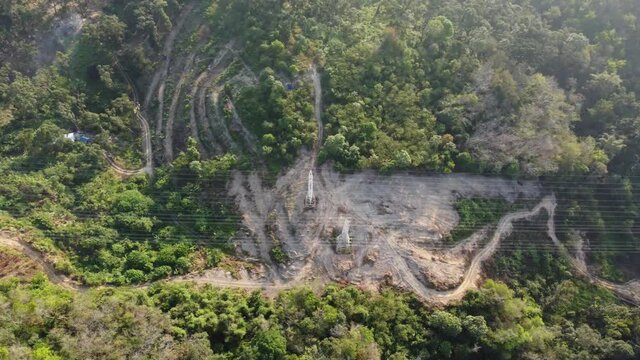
[0,139,238,285]
[0,246,41,279]
[550,177,640,282]
[448,198,512,242]
[0,266,637,359]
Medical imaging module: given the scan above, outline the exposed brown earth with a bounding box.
[0,246,42,279]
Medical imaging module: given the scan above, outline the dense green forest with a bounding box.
[209,0,639,175]
[1,228,638,359]
[1,0,640,358]
[3,1,640,170]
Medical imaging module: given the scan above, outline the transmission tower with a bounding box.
[336,219,351,254]
[305,170,315,208]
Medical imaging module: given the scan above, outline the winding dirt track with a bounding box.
[104,64,153,176]
[164,46,200,162]
[432,196,558,301]
[2,197,638,304]
[196,72,224,155]
[112,0,211,170]
[310,64,323,163]
[144,1,195,114]
[0,231,290,293]
[5,162,640,305]
[0,234,84,291]
[189,69,213,157]
[103,152,148,176]
[104,1,197,176]
[210,90,240,153]
[191,44,236,156]
[544,201,640,305]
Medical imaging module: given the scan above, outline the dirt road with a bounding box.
[102,107,153,176]
[105,63,153,176]
[189,70,212,157]
[311,64,323,161]
[544,200,640,305]
[187,45,236,158]
[0,232,84,291]
[4,194,637,305]
[164,41,203,162]
[144,1,195,113]
[432,196,556,302]
[7,40,640,304]
[191,43,244,156]
[0,231,277,292]
[103,152,147,176]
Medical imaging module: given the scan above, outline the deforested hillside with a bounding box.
[1,0,640,359]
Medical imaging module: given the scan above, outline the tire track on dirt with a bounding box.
[189,46,233,157]
[164,39,205,162]
[144,1,195,113]
[2,195,639,305]
[311,64,323,162]
[104,63,153,175]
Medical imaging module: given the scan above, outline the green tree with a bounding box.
[429,310,462,338]
[250,330,287,360]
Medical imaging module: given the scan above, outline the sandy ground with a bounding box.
[229,155,541,288]
[226,63,543,291]
[224,64,545,300]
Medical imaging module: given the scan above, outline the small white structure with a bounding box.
[63,132,92,143]
[305,170,315,207]
[336,219,351,254]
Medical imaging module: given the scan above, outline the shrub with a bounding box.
[124,269,146,284]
